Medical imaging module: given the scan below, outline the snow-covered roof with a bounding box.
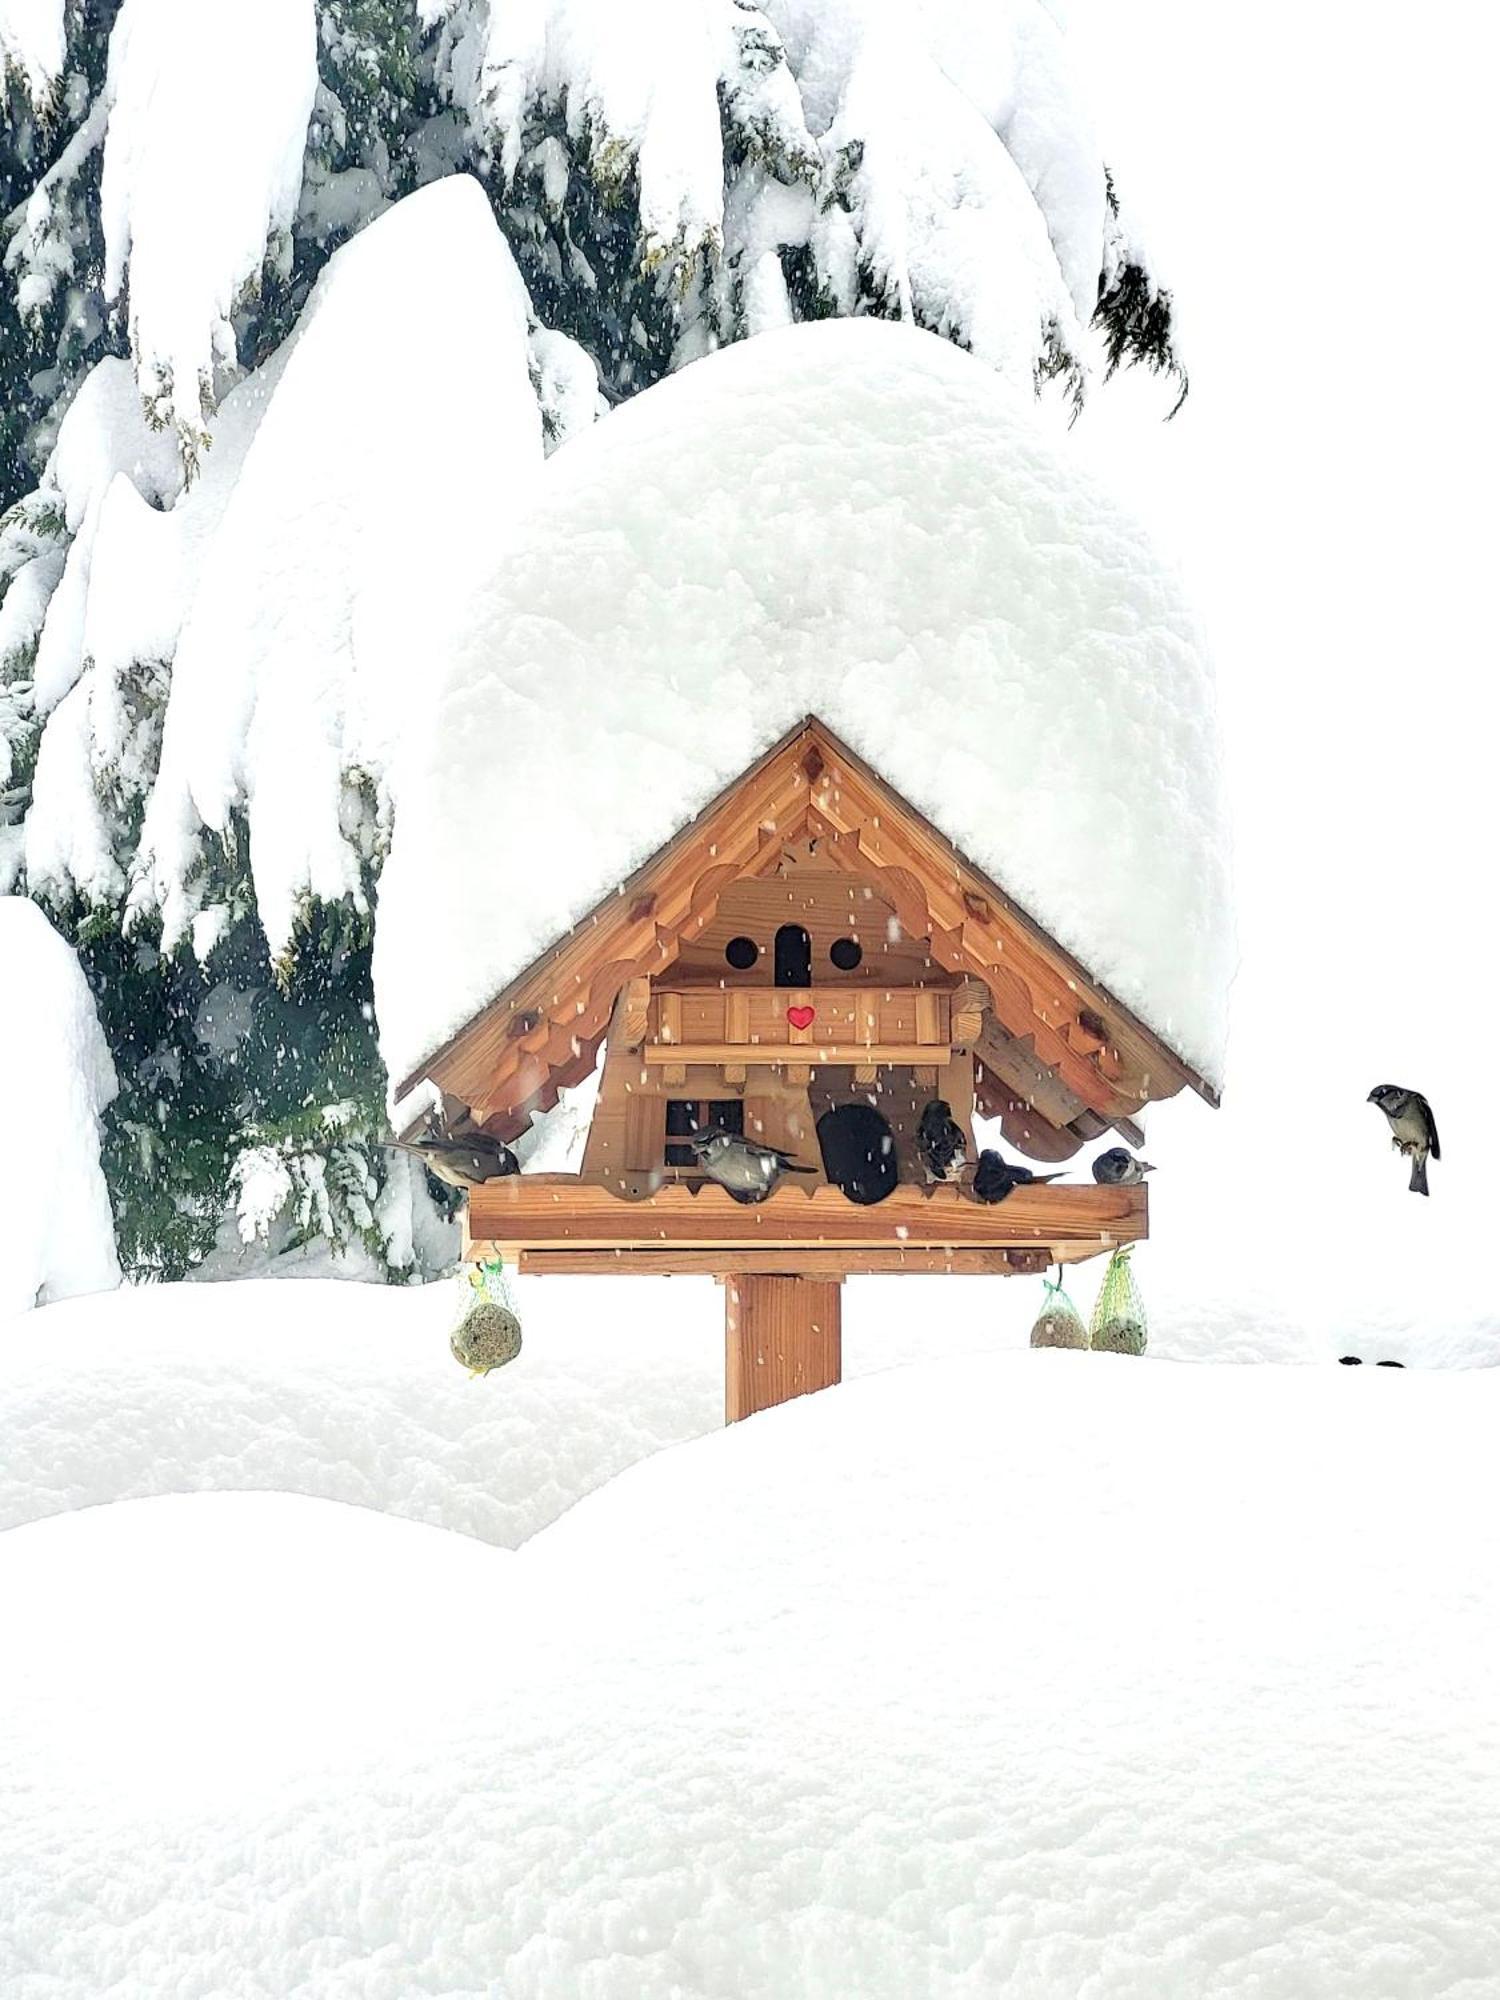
[374,318,1233,1095]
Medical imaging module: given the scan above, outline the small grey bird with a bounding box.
[972,1149,1063,1204]
[917,1099,968,1181]
[389,1116,519,1191]
[1367,1084,1440,1196]
[687,1126,818,1203]
[1092,1146,1155,1186]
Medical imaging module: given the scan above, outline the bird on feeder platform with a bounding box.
[917,1099,968,1182]
[1366,1084,1440,1196]
[972,1150,1063,1204]
[1092,1146,1155,1186]
[687,1127,818,1204]
[388,1116,520,1190]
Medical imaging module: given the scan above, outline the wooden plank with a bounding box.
[641,1042,953,1068]
[469,1175,1145,1249]
[725,1276,842,1421]
[974,1019,1086,1128]
[579,989,663,1196]
[743,1089,823,1181]
[517,1246,1076,1277]
[674,873,935,988]
[619,977,650,1050]
[950,978,987,1047]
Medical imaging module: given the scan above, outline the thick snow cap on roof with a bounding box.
[375,318,1232,1095]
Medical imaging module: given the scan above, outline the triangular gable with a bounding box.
[400,717,1217,1149]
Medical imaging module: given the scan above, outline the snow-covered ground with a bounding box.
[0,1275,1034,1542]
[1,1296,1496,1997]
[1,1269,1491,1550]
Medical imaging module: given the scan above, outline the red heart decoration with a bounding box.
[786,1005,816,1031]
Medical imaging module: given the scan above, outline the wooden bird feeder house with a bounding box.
[398,718,1217,1422]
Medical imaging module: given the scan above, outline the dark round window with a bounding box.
[829,937,863,972]
[724,937,759,970]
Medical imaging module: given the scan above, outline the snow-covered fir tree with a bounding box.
[0,0,1183,1282]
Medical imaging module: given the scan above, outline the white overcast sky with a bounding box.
[1052,1,1498,1349]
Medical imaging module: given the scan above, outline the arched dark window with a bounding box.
[774,923,812,987]
[816,1104,899,1205]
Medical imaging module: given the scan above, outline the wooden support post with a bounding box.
[724,1275,842,1423]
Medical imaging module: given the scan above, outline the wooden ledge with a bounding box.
[467,1174,1145,1260]
[506,1248,1077,1277]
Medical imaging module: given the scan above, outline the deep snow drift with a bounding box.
[0,897,119,1315]
[375,317,1232,1095]
[0,1271,1053,1542]
[2,1251,1482,1551]
[2,1346,1496,1997]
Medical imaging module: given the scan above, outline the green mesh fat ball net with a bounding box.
[1030,1268,1090,1350]
[1089,1245,1147,1356]
[450,1257,523,1376]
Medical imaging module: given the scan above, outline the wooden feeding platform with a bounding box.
[467,1176,1145,1276]
[401,716,1214,1424]
[467,1176,1146,1422]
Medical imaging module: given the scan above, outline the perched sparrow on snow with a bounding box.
[1366,1084,1440,1196]
[1092,1146,1155,1186]
[389,1118,519,1190]
[687,1127,817,1203]
[972,1150,1063,1205]
[917,1099,968,1181]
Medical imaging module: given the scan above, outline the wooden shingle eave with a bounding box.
[394,715,826,1112]
[396,715,1219,1136]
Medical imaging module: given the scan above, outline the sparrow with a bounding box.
[917,1099,968,1181]
[686,1126,818,1203]
[388,1115,520,1190]
[972,1150,1063,1204]
[1366,1084,1440,1196]
[1092,1146,1155,1186]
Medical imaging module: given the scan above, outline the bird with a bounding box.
[686,1126,818,1203]
[1366,1084,1440,1196]
[972,1149,1063,1204]
[388,1114,520,1191]
[1092,1146,1155,1186]
[917,1099,968,1181]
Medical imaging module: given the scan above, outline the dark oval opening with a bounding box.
[724,936,759,971]
[816,1103,899,1205]
[829,937,863,972]
[774,923,812,987]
